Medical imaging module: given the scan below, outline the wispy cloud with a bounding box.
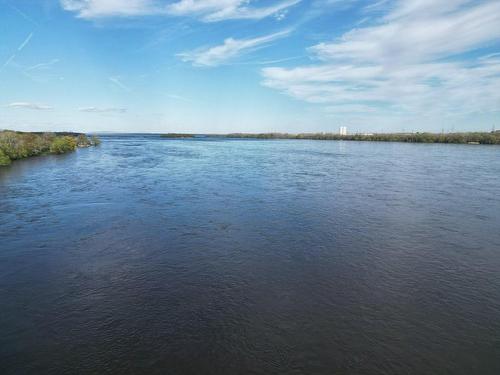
[167,0,301,22]
[229,55,305,66]
[60,0,159,18]
[27,59,60,71]
[256,55,305,65]
[262,0,500,120]
[59,0,301,22]
[6,102,53,110]
[79,106,127,113]
[179,29,292,67]
[311,1,500,64]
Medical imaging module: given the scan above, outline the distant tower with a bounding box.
[339,126,347,136]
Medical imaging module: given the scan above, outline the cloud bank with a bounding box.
[262,0,500,121]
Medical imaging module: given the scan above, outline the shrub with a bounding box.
[76,134,91,147]
[0,149,11,166]
[50,136,77,154]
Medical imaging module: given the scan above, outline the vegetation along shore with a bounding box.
[160,133,196,138]
[226,131,500,144]
[0,130,100,166]
[161,131,500,144]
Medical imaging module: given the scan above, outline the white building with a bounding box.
[339,126,347,136]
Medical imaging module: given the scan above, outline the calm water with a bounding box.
[1,136,500,374]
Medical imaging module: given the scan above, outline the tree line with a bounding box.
[223,132,500,144]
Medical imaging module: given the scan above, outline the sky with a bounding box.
[1,0,500,134]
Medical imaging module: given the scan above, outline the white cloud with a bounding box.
[178,29,292,67]
[60,0,159,18]
[262,0,500,123]
[79,106,127,113]
[6,102,53,110]
[60,0,301,21]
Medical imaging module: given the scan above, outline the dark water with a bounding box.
[1,135,500,374]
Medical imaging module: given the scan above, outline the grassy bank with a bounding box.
[0,130,100,166]
[223,131,500,144]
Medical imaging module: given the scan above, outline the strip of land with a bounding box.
[161,132,500,144]
[160,133,195,138]
[0,130,100,166]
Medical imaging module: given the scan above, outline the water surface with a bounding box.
[1,136,500,374]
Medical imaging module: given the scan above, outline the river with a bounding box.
[1,135,500,374]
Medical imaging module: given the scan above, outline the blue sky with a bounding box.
[1,0,499,133]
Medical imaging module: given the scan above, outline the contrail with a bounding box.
[0,54,16,72]
[18,32,33,51]
[1,32,34,74]
[7,2,38,26]
[27,59,60,71]
[167,94,192,102]
[109,77,132,92]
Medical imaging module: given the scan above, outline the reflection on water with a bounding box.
[1,135,500,374]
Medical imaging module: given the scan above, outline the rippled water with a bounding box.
[1,135,500,374]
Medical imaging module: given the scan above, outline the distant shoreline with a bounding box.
[160,133,196,139]
[160,131,500,145]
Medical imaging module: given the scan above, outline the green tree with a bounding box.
[0,131,28,159]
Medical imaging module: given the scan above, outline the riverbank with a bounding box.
[0,130,100,166]
[160,131,500,144]
[226,132,500,144]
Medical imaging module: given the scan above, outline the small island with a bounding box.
[0,130,101,166]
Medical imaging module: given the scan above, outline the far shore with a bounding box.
[159,131,500,145]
